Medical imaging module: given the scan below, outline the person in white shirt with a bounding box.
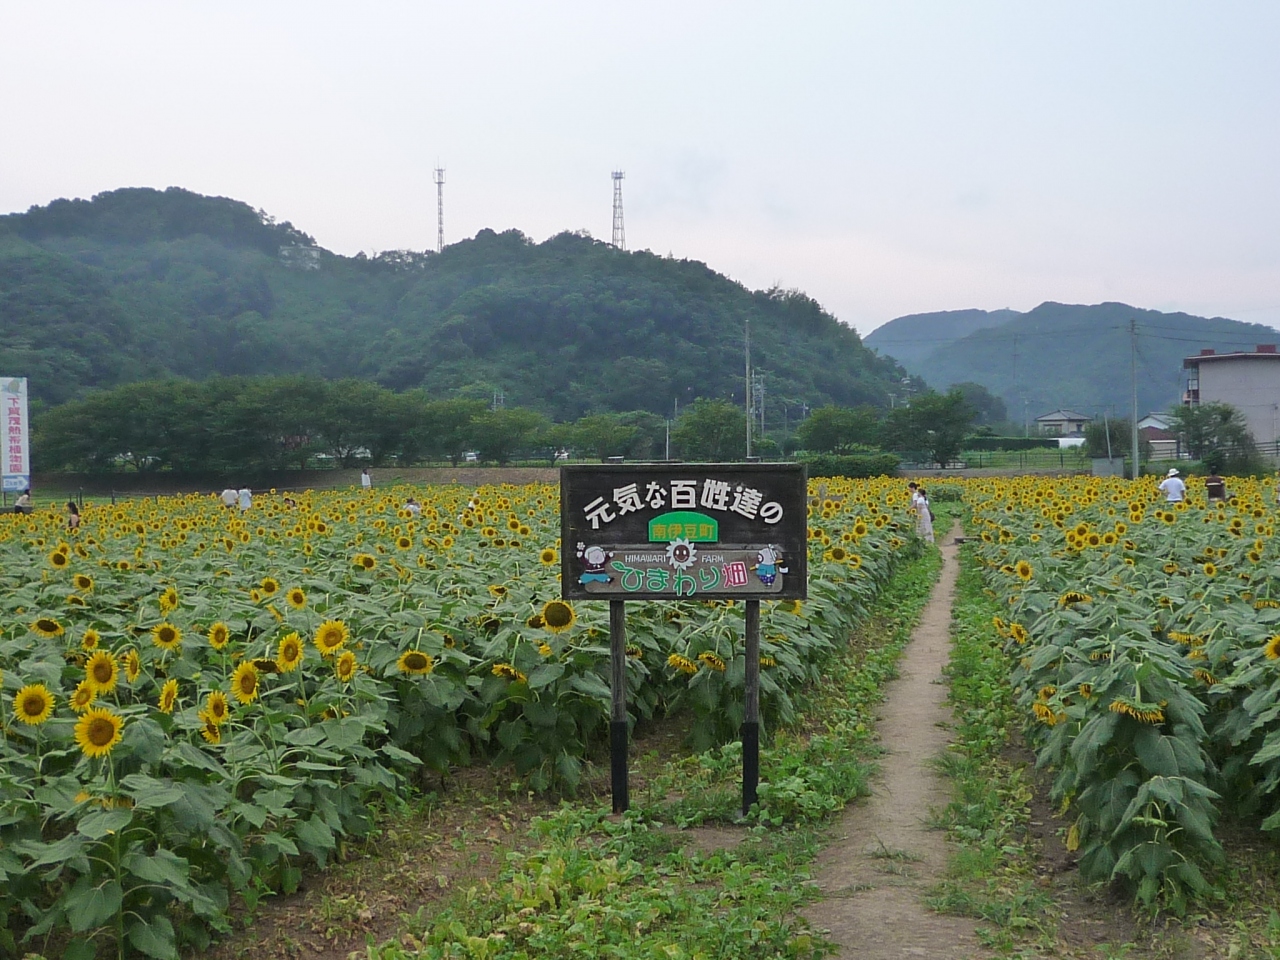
[361,468,372,492]
[403,497,421,517]
[237,487,253,511]
[1158,468,1186,503]
[221,488,238,508]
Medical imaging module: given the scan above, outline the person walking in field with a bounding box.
[361,468,372,492]
[13,490,32,515]
[221,487,237,508]
[1158,468,1186,503]
[1204,471,1227,502]
[914,486,935,544]
[237,487,253,512]
[66,501,81,531]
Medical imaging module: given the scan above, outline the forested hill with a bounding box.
[0,187,907,417]
[863,307,1020,369]
[868,301,1280,418]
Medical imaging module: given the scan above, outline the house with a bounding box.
[1137,412,1180,460]
[1035,409,1092,437]
[1183,345,1280,448]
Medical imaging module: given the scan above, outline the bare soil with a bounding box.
[804,526,991,958]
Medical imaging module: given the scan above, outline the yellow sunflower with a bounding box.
[491,662,527,683]
[48,550,70,569]
[198,711,222,744]
[85,650,118,694]
[158,678,179,714]
[71,679,97,712]
[31,617,64,638]
[81,628,101,651]
[285,587,306,610]
[74,573,94,592]
[396,650,434,676]
[123,649,141,683]
[230,661,259,704]
[277,632,304,672]
[1264,635,1280,660]
[208,621,230,650]
[151,622,182,651]
[1015,560,1034,581]
[260,577,280,596]
[313,620,349,656]
[538,547,558,566]
[540,600,577,634]
[74,707,125,758]
[14,684,55,725]
[159,586,179,613]
[336,650,358,683]
[205,690,230,724]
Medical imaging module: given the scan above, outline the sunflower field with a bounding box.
[0,477,919,957]
[969,474,1280,911]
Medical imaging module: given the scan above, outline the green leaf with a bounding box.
[119,773,185,810]
[128,914,179,960]
[527,662,565,690]
[66,878,122,933]
[321,716,367,751]
[1133,727,1180,777]
[77,808,133,840]
[124,848,191,890]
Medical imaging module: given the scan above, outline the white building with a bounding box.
[1035,409,1092,437]
[1183,346,1280,449]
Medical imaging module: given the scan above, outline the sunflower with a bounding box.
[491,662,527,683]
[71,679,97,712]
[208,622,230,650]
[526,613,545,629]
[123,649,141,683]
[779,599,804,617]
[336,650,359,683]
[314,619,349,656]
[158,678,179,714]
[1009,623,1029,644]
[538,642,553,656]
[205,690,230,724]
[198,712,222,744]
[488,584,508,599]
[541,600,576,634]
[1203,562,1218,577]
[1264,635,1280,660]
[31,617,64,638]
[285,587,306,610]
[395,536,412,550]
[85,650,118,694]
[277,632,304,672]
[1015,560,1034,581]
[667,653,698,675]
[159,586,179,613]
[81,628,101,651]
[260,577,280,596]
[151,622,182,651]
[828,545,848,562]
[74,573,94,592]
[698,651,727,672]
[74,706,125,758]
[14,684,55,725]
[230,662,259,704]
[48,550,70,569]
[396,650,434,676]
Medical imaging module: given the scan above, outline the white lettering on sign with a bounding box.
[577,478,784,527]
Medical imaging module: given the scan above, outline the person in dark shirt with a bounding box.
[1205,472,1226,502]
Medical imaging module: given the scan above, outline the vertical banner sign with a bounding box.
[1,378,29,493]
[561,463,808,815]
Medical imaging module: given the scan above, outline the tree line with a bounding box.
[33,377,988,473]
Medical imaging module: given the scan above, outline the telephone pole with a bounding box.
[1130,318,1140,478]
[745,318,753,458]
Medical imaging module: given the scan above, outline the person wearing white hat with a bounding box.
[1158,467,1186,503]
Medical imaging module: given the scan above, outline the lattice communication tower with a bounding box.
[611,171,625,250]
[434,166,445,253]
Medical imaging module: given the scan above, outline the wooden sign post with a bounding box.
[561,463,808,817]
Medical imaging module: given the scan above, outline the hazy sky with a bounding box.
[3,2,1278,334]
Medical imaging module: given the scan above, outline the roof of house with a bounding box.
[1184,346,1280,369]
[1035,409,1093,423]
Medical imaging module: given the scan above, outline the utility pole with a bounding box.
[1130,318,1140,478]
[611,171,626,250]
[745,318,753,458]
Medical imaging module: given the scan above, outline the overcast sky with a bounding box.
[2,2,1278,334]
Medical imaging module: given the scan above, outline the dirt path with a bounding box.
[805,526,988,959]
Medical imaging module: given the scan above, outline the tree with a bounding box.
[949,382,1007,426]
[418,398,487,466]
[881,390,975,467]
[472,408,547,465]
[1082,418,1149,461]
[571,414,640,460]
[1168,403,1257,465]
[671,400,746,461]
[795,405,881,453]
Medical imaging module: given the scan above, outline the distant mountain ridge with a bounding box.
[0,187,908,416]
[868,301,1280,419]
[863,307,1020,368]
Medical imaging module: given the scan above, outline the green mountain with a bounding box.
[0,187,907,418]
[870,301,1280,419]
[863,307,1020,369]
